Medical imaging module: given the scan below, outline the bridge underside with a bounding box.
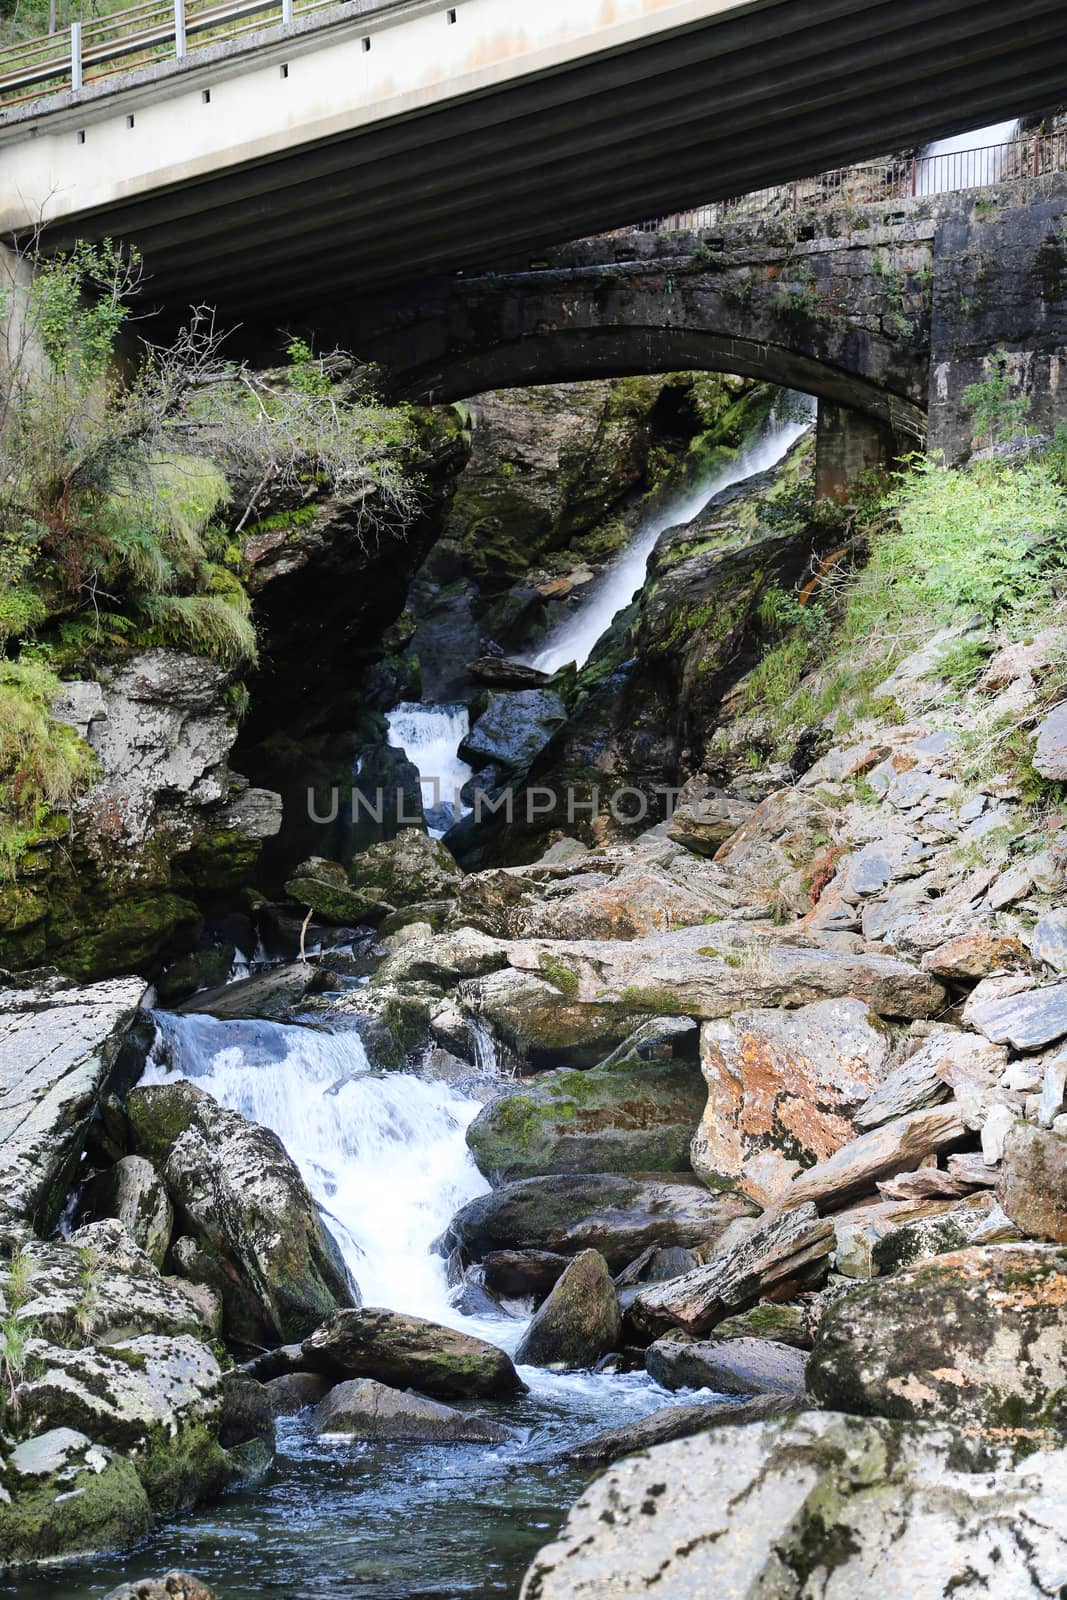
[12,0,1067,323]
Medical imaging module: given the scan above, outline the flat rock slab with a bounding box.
[1032,908,1067,976]
[0,974,145,1226]
[1033,700,1067,780]
[806,1243,1067,1437]
[521,1411,1067,1600]
[853,1030,1004,1131]
[301,1307,524,1399]
[503,923,946,1022]
[968,982,1067,1052]
[441,1173,753,1273]
[646,1336,807,1397]
[313,1378,513,1444]
[631,1203,834,1339]
[783,1103,968,1212]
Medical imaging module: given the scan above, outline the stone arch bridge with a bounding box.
[317,179,1067,493]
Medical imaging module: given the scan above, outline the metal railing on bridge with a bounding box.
[641,132,1067,232]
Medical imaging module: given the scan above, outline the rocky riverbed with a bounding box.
[1,376,1067,1597]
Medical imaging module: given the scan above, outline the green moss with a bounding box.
[537,955,581,998]
[134,1421,231,1515]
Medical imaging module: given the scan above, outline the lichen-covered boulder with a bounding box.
[692,999,891,1205]
[0,1428,149,1571]
[461,690,568,774]
[997,1123,1067,1242]
[347,830,463,920]
[82,1155,173,1269]
[466,1058,706,1180]
[16,1334,230,1514]
[301,1307,524,1399]
[806,1243,1067,1440]
[442,1173,754,1273]
[514,1250,620,1371]
[312,1378,513,1443]
[521,1411,1067,1599]
[0,972,146,1228]
[127,1079,357,1345]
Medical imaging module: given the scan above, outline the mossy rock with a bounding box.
[0,1430,150,1569]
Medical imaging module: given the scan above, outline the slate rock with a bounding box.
[313,1378,513,1444]
[968,981,1067,1052]
[997,1122,1067,1242]
[646,1335,807,1397]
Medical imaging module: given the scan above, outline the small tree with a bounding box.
[963,348,1032,451]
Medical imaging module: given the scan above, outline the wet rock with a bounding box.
[806,1243,1067,1437]
[102,1576,218,1600]
[997,1123,1067,1241]
[459,966,645,1068]
[968,981,1067,1052]
[614,1244,698,1288]
[289,833,462,928]
[441,1173,754,1273]
[301,1307,524,1399]
[0,972,146,1228]
[175,963,321,1022]
[466,1057,706,1180]
[127,1080,357,1346]
[645,1335,807,1397]
[631,1203,834,1338]
[784,1103,968,1212]
[692,999,891,1206]
[313,1377,514,1444]
[481,1250,570,1300]
[502,922,946,1023]
[1032,907,1067,975]
[514,1250,621,1371]
[466,657,552,690]
[82,1155,173,1269]
[156,947,235,1008]
[561,1394,792,1466]
[520,1410,1067,1600]
[218,1373,276,1484]
[1033,699,1067,780]
[0,1428,150,1570]
[265,1371,334,1415]
[371,927,508,989]
[461,689,567,774]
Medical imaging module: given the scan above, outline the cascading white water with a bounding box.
[524,394,817,675]
[147,1011,490,1323]
[917,119,1020,193]
[385,701,475,836]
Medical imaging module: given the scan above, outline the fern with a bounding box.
[139,593,257,668]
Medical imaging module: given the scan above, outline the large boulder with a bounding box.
[0,1428,150,1570]
[312,1377,513,1444]
[0,973,146,1228]
[300,1307,524,1399]
[81,1155,173,1269]
[645,1335,808,1397]
[806,1243,1067,1439]
[692,999,891,1206]
[631,1203,834,1339]
[16,1334,230,1513]
[466,1058,706,1180]
[998,1123,1067,1241]
[514,1250,621,1371]
[441,1173,754,1273]
[521,1411,1067,1599]
[127,1080,357,1346]
[461,690,568,774]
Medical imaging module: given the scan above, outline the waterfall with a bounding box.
[386,701,475,837]
[524,393,816,675]
[146,1011,490,1323]
[917,119,1020,193]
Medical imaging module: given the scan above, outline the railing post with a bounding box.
[282,0,293,23]
[70,19,82,91]
[910,157,916,197]
[174,0,186,58]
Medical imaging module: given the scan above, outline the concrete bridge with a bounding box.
[2,0,1066,312]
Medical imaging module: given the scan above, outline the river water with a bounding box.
[11,1013,703,1600]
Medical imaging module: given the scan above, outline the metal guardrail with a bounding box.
[642,133,1067,230]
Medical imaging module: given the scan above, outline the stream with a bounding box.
[11,1014,703,1600]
